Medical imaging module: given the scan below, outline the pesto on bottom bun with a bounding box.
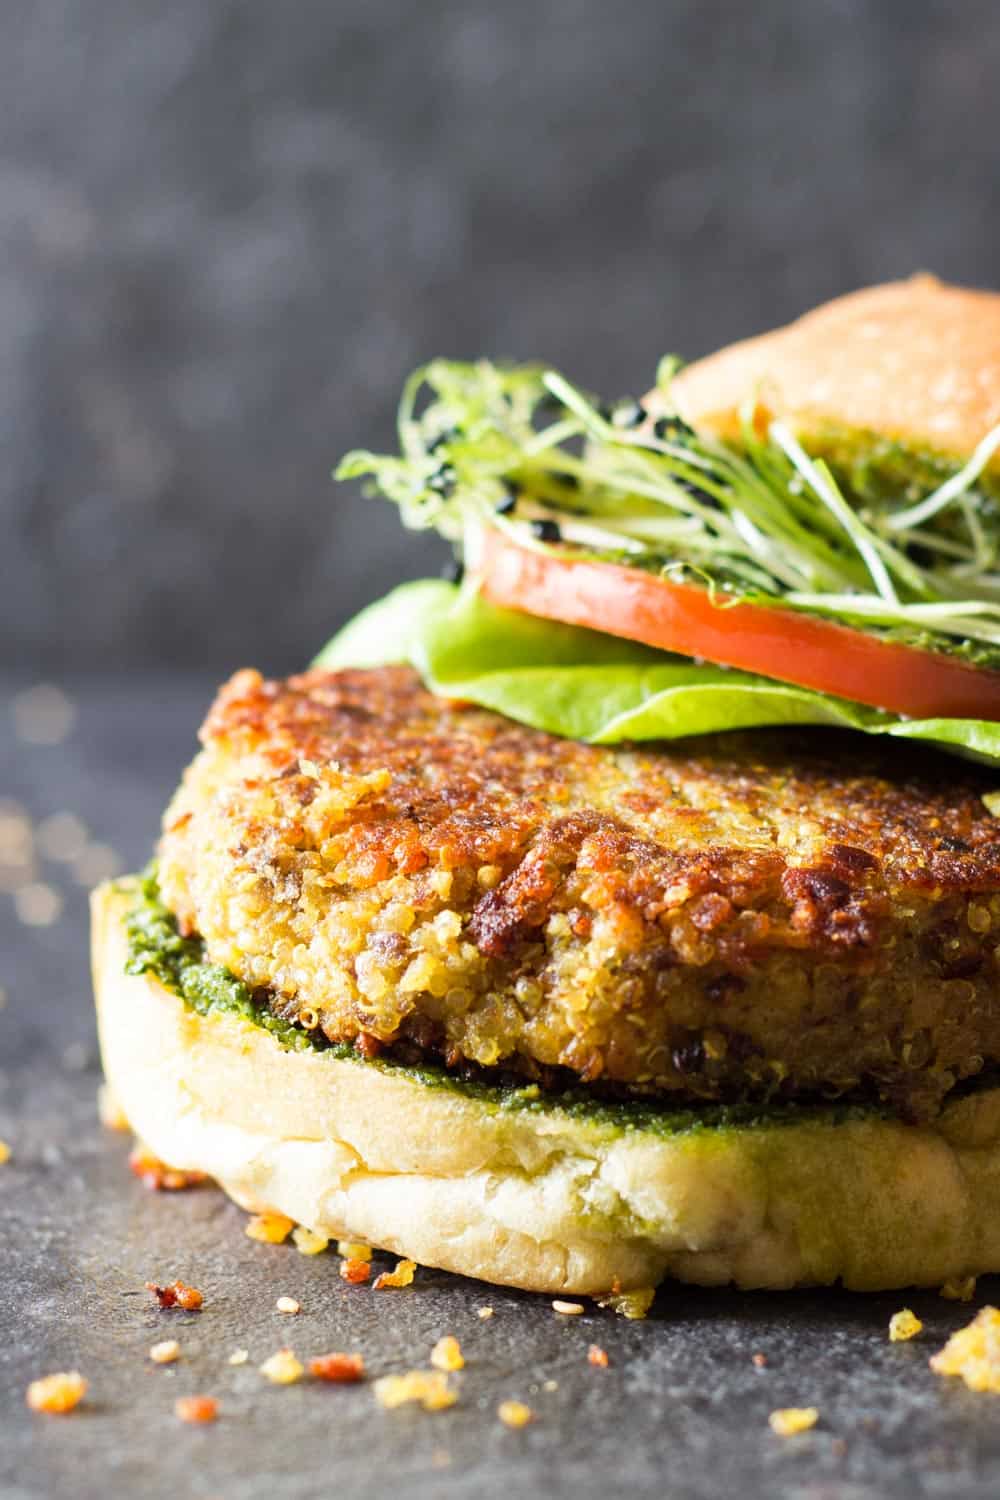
[94,880,1000,1296]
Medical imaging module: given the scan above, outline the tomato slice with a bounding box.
[478,527,1000,721]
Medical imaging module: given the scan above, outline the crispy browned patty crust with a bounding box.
[158,665,1000,1119]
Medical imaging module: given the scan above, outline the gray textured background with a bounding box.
[6,13,1000,1493]
[3,0,1000,673]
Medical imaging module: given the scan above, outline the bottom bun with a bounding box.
[93,882,1000,1295]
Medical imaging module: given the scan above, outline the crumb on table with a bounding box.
[259,1349,304,1385]
[149,1340,181,1365]
[26,1372,88,1414]
[309,1352,365,1384]
[337,1240,372,1261]
[245,1212,294,1244]
[498,1400,534,1428]
[146,1280,204,1311]
[374,1371,456,1412]
[430,1336,464,1372]
[340,1257,371,1285]
[372,1259,416,1291]
[889,1309,923,1342]
[931,1306,1000,1392]
[175,1395,218,1424]
[292,1226,329,1256]
[595,1285,655,1320]
[769,1407,819,1437]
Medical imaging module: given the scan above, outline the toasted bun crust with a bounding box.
[94,882,1000,1294]
[668,275,1000,466]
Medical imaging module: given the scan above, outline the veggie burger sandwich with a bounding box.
[94,275,1000,1296]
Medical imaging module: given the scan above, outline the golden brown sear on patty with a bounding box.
[159,665,1000,1120]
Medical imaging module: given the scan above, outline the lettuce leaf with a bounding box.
[316,582,1000,766]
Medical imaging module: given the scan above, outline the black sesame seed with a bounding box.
[530,519,562,543]
[441,558,465,585]
[494,484,518,516]
[558,473,580,490]
[427,464,457,497]
[426,428,454,454]
[909,544,936,570]
[654,414,695,442]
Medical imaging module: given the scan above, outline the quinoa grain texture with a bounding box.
[159,665,1000,1118]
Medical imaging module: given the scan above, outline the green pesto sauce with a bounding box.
[124,867,320,1054]
[122,870,993,1141]
[869,626,1000,673]
[807,424,1000,509]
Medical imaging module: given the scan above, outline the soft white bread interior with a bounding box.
[667,274,1000,468]
[94,880,1000,1295]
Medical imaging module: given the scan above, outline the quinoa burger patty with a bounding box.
[158,665,1000,1121]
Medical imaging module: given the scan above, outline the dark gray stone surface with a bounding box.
[7,676,1000,1498]
[3,0,1000,675]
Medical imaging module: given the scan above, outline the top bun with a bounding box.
[669,275,1000,468]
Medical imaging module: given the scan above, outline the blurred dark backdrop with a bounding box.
[4,0,1000,674]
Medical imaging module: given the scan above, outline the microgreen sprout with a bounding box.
[336,360,1000,653]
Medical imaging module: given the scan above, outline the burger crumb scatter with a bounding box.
[340,1257,371,1285]
[276,1296,300,1315]
[259,1348,304,1385]
[174,1395,218,1424]
[769,1407,819,1437]
[97,1085,129,1132]
[227,1349,249,1366]
[129,1147,205,1192]
[543,1379,559,1392]
[889,1309,923,1342]
[752,1352,768,1368]
[0,1141,9,1165]
[930,1306,1000,1391]
[588,1344,609,1367]
[309,1352,365,1384]
[477,1306,494,1320]
[498,1399,534,1428]
[374,1370,456,1411]
[372,1259,416,1291]
[292,1226,329,1256]
[145,1280,204,1311]
[245,1212,294,1244]
[940,1276,977,1302]
[149,1340,181,1364]
[26,1372,88,1414]
[552,1300,585,1316]
[430,1336,465,1372]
